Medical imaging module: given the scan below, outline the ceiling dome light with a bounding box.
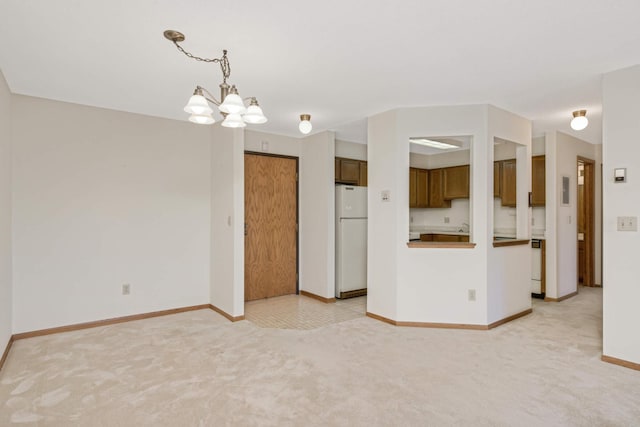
[571,110,588,131]
[299,114,312,134]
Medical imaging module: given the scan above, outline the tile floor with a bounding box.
[244,294,366,330]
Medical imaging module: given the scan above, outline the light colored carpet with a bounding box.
[1,287,639,426]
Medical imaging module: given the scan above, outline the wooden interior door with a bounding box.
[577,157,595,286]
[244,153,298,301]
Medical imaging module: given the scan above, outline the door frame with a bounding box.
[577,156,595,287]
[244,151,300,297]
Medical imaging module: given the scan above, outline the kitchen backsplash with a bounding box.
[411,199,546,235]
[411,199,469,228]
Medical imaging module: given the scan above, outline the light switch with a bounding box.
[381,190,390,202]
[614,168,626,183]
[617,216,638,231]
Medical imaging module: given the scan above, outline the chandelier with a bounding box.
[163,30,267,127]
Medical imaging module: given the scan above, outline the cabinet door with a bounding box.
[335,158,341,182]
[493,161,501,198]
[359,161,368,187]
[409,168,418,208]
[340,158,360,184]
[416,169,429,207]
[501,159,517,207]
[531,155,545,206]
[428,169,451,208]
[434,234,460,242]
[443,165,470,199]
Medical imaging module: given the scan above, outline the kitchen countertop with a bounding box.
[409,226,546,240]
[410,227,469,235]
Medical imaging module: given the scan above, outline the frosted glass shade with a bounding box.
[184,95,213,115]
[221,113,247,128]
[570,115,588,131]
[299,119,312,134]
[188,113,215,125]
[219,93,247,115]
[243,104,268,124]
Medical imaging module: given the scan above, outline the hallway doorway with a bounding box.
[577,157,595,286]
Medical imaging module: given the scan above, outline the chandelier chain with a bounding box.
[171,41,231,83]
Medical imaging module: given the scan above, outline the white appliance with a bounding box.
[335,185,367,298]
[531,239,543,298]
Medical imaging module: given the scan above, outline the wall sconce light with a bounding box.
[570,110,588,131]
[299,114,312,134]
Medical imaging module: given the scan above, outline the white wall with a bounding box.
[210,126,244,317]
[398,106,491,324]
[300,132,335,298]
[602,64,640,365]
[336,139,366,160]
[544,131,602,299]
[486,106,532,324]
[0,69,12,348]
[11,96,211,332]
[367,111,399,320]
[368,105,492,324]
[532,136,545,156]
[245,130,301,158]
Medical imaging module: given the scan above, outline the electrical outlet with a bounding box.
[444,217,450,224]
[122,284,130,295]
[468,289,476,302]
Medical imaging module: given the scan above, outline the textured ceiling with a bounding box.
[2,0,640,144]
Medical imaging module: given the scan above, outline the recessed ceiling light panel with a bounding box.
[409,137,461,150]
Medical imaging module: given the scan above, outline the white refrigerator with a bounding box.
[335,185,367,298]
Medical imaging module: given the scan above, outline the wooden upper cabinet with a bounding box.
[416,169,429,207]
[409,167,429,208]
[531,155,545,206]
[359,161,368,187]
[335,157,367,186]
[409,168,418,208]
[428,169,451,208]
[493,161,501,198]
[339,158,360,183]
[501,159,517,207]
[443,165,470,200]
